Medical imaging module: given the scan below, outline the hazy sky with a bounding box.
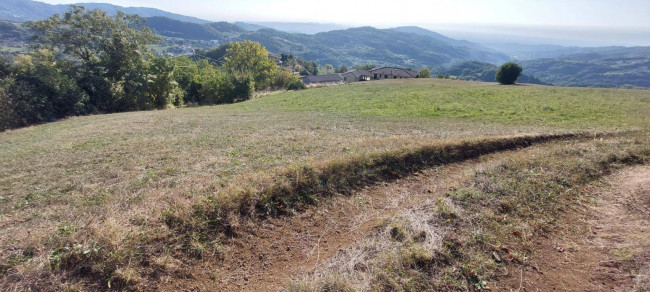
[38,0,650,46]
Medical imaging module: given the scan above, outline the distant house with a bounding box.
[301,74,344,85]
[369,67,418,80]
[341,69,371,82]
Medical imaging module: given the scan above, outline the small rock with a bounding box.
[492,251,502,263]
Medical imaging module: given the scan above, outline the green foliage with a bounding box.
[287,79,306,91]
[320,64,335,75]
[1,7,288,131]
[224,40,276,90]
[295,59,318,76]
[271,68,298,90]
[28,6,161,112]
[418,68,431,78]
[335,65,348,73]
[496,62,523,85]
[352,64,376,70]
[147,56,181,108]
[441,61,498,82]
[173,58,253,105]
[0,50,87,130]
[195,44,229,64]
[436,61,546,84]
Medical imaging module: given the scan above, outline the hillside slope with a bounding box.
[236,26,509,67]
[143,17,509,67]
[520,51,650,88]
[0,0,209,23]
[0,80,648,290]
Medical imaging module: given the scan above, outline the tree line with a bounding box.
[0,6,303,131]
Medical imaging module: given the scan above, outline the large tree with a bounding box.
[223,41,276,90]
[496,62,523,85]
[28,6,161,112]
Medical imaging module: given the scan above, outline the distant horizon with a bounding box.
[34,0,650,47]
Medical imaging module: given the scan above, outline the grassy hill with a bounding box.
[0,79,648,290]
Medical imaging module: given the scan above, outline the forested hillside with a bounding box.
[435,61,547,84]
[520,52,650,88]
[0,0,208,23]
[142,17,509,68]
[2,1,650,88]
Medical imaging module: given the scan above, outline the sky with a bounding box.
[38,0,650,46]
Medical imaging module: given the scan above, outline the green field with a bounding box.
[247,79,649,128]
[1,79,648,289]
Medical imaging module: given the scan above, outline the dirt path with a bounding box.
[496,165,650,291]
[158,152,649,292]
[160,158,483,291]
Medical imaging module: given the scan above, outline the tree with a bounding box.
[336,65,348,73]
[418,68,431,78]
[2,50,87,129]
[495,62,522,85]
[223,41,276,90]
[147,56,180,108]
[321,64,334,74]
[297,60,318,76]
[28,6,161,112]
[353,64,376,70]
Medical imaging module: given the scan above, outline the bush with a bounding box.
[287,79,306,90]
[0,85,11,131]
[228,74,254,102]
[496,62,522,85]
[418,68,431,78]
[271,68,296,90]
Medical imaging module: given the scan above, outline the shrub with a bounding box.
[418,68,431,78]
[229,74,255,102]
[287,79,306,90]
[272,68,297,90]
[495,62,523,85]
[0,84,11,131]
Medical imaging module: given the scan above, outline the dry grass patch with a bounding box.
[290,132,649,291]
[1,79,648,290]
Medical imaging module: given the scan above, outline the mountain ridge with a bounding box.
[0,0,209,23]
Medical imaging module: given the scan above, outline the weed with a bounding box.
[390,225,408,242]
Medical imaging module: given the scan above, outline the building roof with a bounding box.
[369,67,418,78]
[342,69,371,78]
[301,74,344,83]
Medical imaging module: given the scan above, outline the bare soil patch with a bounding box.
[495,165,650,291]
[160,159,481,291]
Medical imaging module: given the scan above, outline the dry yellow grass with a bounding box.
[0,79,648,289]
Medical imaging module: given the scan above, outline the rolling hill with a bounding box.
[140,17,510,67]
[1,78,648,290]
[0,0,209,23]
[3,0,650,88]
[520,49,650,88]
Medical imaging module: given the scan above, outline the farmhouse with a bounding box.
[341,69,371,82]
[300,67,417,85]
[369,67,418,80]
[301,74,344,85]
